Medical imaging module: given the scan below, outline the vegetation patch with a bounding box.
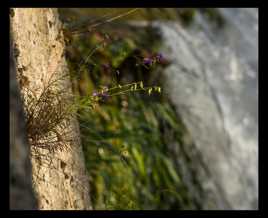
[60,10,196,209]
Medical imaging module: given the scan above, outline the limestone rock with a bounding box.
[10,8,91,210]
[153,8,258,209]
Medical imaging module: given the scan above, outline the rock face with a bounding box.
[153,8,258,209]
[10,8,91,210]
[10,34,38,210]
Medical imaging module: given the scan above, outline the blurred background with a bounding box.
[58,8,258,210]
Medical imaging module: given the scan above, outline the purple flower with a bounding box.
[92,86,110,101]
[143,57,153,65]
[92,91,98,97]
[155,53,164,62]
[99,91,110,101]
[101,92,109,97]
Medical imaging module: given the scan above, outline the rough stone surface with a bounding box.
[10,8,91,210]
[10,33,38,210]
[152,8,258,209]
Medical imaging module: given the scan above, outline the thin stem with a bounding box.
[109,88,151,97]
[76,41,106,76]
[71,8,140,36]
[106,81,143,91]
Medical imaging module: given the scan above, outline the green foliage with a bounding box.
[60,9,195,210]
[78,94,194,209]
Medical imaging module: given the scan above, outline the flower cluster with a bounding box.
[142,52,166,66]
[92,86,110,101]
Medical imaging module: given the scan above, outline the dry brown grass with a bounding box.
[20,73,76,153]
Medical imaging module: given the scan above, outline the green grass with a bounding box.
[78,95,194,209]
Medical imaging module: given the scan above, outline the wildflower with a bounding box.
[99,88,110,101]
[140,81,144,89]
[98,147,105,156]
[121,150,129,158]
[92,86,110,102]
[155,53,164,63]
[101,86,109,92]
[100,92,109,98]
[148,88,153,95]
[143,57,153,65]
[92,91,98,97]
